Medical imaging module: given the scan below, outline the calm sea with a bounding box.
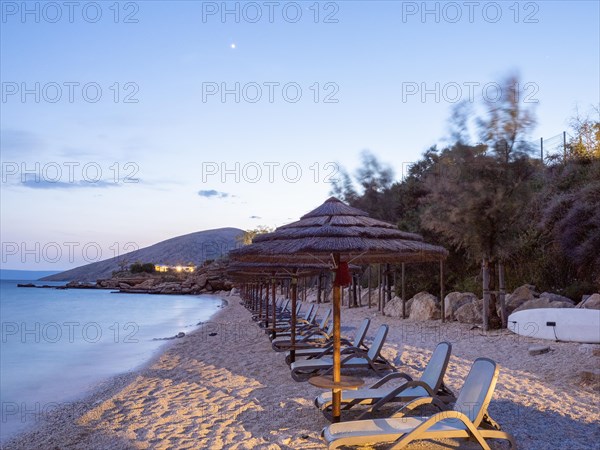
[0,280,222,442]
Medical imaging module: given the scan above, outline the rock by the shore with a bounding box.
[577,293,600,309]
[495,285,581,314]
[132,279,158,290]
[514,296,575,313]
[501,284,538,316]
[444,292,477,321]
[408,292,440,321]
[360,289,378,306]
[455,299,483,324]
[540,292,575,304]
[383,296,412,318]
[66,280,96,289]
[97,259,234,296]
[98,277,149,289]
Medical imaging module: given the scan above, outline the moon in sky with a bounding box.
[230,43,236,49]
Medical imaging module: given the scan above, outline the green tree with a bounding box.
[568,105,600,159]
[330,150,396,221]
[421,144,538,329]
[141,263,155,273]
[130,262,155,274]
[477,75,536,162]
[237,226,274,245]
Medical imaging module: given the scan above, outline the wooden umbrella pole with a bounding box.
[290,276,298,363]
[255,283,259,313]
[440,260,445,324]
[378,264,382,311]
[368,265,372,308]
[258,282,263,323]
[402,263,406,319]
[265,278,270,328]
[271,276,277,338]
[332,253,342,423]
[317,272,322,304]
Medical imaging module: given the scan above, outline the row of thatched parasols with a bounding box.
[228,197,447,422]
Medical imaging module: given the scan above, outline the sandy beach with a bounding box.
[4,293,599,450]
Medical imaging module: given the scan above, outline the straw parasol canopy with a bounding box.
[227,261,361,279]
[230,197,447,264]
[230,197,448,423]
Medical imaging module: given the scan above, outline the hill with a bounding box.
[42,227,244,282]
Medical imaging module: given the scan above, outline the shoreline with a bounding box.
[4,294,599,449]
[0,292,229,447]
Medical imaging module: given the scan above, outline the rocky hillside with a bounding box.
[42,227,244,282]
[90,259,233,295]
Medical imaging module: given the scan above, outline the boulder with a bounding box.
[578,293,600,309]
[97,279,120,289]
[208,280,230,291]
[195,273,208,289]
[383,296,412,318]
[408,292,440,321]
[455,299,483,324]
[360,289,377,306]
[132,279,157,289]
[501,284,539,316]
[444,292,478,321]
[511,284,539,299]
[540,292,574,305]
[513,297,575,313]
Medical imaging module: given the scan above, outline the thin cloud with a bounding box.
[19,179,120,189]
[198,189,231,198]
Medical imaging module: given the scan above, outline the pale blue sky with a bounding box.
[1,1,599,269]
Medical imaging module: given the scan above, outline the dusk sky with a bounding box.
[1,0,598,270]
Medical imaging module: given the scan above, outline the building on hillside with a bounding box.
[154,264,196,273]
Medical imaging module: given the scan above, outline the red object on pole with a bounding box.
[334,261,352,287]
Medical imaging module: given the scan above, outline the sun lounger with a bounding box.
[272,308,332,351]
[271,304,320,337]
[322,357,515,449]
[285,318,371,365]
[290,325,394,381]
[315,341,455,418]
[269,302,313,335]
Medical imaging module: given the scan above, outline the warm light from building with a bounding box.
[154,264,195,273]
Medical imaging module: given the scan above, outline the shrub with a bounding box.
[130,262,155,274]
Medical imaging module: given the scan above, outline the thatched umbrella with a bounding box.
[228,262,328,345]
[228,261,360,361]
[230,197,447,422]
